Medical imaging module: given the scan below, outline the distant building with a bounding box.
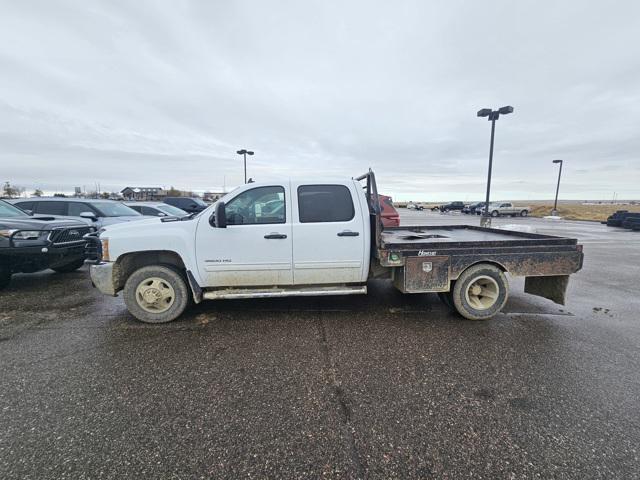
[203,191,226,202]
[121,187,166,201]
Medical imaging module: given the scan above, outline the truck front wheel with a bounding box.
[452,264,508,320]
[491,210,499,217]
[123,265,190,323]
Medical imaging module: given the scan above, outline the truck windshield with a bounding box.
[92,202,142,217]
[0,201,28,217]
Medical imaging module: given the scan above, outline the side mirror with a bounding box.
[24,209,33,215]
[157,212,167,217]
[210,201,227,228]
[80,211,98,221]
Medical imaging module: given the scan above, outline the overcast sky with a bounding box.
[1,0,639,201]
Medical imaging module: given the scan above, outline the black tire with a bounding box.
[52,258,85,273]
[452,264,509,320]
[123,265,190,324]
[437,291,455,310]
[520,210,528,217]
[491,210,499,217]
[0,264,11,290]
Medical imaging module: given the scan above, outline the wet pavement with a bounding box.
[1,211,639,479]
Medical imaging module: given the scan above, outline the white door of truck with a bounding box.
[291,182,367,284]
[195,184,293,287]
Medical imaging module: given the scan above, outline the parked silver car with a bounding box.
[10,198,152,229]
[124,202,188,218]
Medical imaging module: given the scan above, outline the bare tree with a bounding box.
[2,182,19,198]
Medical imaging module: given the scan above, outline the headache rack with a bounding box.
[355,168,384,251]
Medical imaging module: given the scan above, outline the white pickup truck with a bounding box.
[481,202,530,217]
[87,171,583,323]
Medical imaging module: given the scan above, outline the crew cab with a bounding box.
[0,200,93,288]
[88,171,583,324]
[481,202,530,217]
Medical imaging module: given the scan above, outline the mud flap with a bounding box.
[186,270,203,304]
[524,275,570,305]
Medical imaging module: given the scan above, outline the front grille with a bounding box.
[49,227,92,245]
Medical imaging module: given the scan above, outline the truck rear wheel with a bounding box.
[520,210,528,217]
[123,265,190,323]
[452,264,508,320]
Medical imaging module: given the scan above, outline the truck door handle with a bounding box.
[337,231,359,237]
[264,233,287,239]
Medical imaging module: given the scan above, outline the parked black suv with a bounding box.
[439,201,465,212]
[0,200,93,288]
[462,202,485,215]
[163,197,208,214]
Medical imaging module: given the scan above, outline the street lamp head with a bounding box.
[498,106,514,115]
[236,149,246,155]
[552,159,562,164]
[477,108,492,117]
[247,151,254,156]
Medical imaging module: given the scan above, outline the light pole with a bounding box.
[551,159,563,216]
[236,149,254,184]
[477,106,514,227]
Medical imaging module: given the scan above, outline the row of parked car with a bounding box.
[431,201,531,217]
[0,196,209,288]
[604,210,640,231]
[0,193,402,289]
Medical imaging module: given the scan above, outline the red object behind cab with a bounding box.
[378,194,400,227]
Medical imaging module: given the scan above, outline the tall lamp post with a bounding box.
[551,159,563,216]
[476,106,514,227]
[236,149,254,184]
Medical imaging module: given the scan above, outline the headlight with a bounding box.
[101,238,110,261]
[0,229,41,240]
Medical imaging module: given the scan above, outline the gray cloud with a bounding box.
[0,0,639,200]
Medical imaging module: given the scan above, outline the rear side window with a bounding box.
[298,185,355,223]
[35,201,67,215]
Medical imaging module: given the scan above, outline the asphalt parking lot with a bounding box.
[1,210,639,479]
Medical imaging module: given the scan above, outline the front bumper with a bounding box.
[0,243,86,271]
[90,262,117,296]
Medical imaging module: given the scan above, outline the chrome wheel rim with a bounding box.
[465,275,499,310]
[135,277,175,313]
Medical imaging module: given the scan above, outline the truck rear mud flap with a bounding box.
[524,275,570,305]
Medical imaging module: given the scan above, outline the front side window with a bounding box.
[298,185,355,223]
[68,202,97,216]
[225,186,285,225]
